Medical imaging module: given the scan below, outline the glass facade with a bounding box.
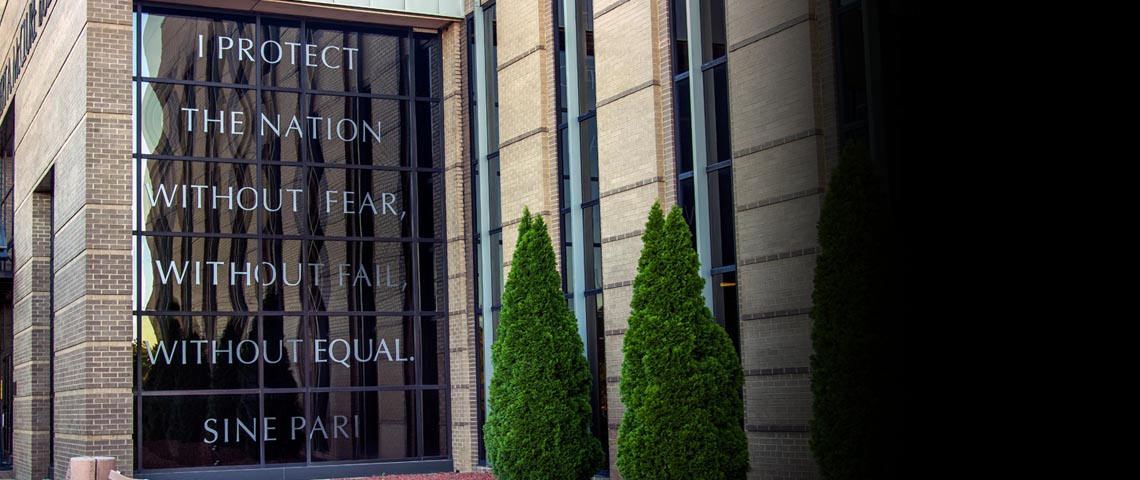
[133,5,447,472]
[670,0,740,348]
[554,0,607,467]
[468,1,502,464]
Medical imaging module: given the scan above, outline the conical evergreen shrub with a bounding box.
[617,202,749,479]
[810,143,889,480]
[484,208,603,480]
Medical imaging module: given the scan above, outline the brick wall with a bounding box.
[591,0,676,476]
[727,0,838,477]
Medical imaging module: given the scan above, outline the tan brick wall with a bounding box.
[440,16,481,471]
[727,0,838,477]
[4,0,135,476]
[592,0,676,476]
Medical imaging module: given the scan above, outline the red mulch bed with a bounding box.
[344,474,495,480]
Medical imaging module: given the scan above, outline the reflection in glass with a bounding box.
[135,6,446,472]
[676,77,693,174]
[701,0,727,61]
[414,34,442,99]
[303,241,411,313]
[305,95,406,168]
[260,20,302,88]
[140,315,257,391]
[708,168,736,268]
[264,393,306,463]
[142,236,258,313]
[305,167,410,239]
[378,390,416,459]
[139,11,255,84]
[704,63,732,164]
[423,389,448,456]
[142,159,257,235]
[306,27,405,95]
[712,271,740,353]
[140,394,259,469]
[141,84,256,159]
[417,173,442,239]
[307,316,415,388]
[260,90,303,161]
[483,6,499,149]
[309,390,380,462]
[262,316,304,389]
[259,165,306,236]
[415,101,443,168]
[421,317,446,386]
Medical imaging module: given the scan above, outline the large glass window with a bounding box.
[134,5,447,472]
[470,2,502,465]
[555,0,607,468]
[670,0,740,348]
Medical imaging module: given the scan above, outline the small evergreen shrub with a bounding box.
[810,143,889,480]
[484,208,603,480]
[616,202,749,479]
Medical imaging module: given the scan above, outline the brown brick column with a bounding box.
[48,0,135,477]
[47,0,137,475]
[12,193,52,480]
[440,17,480,471]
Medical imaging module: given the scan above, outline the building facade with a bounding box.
[0,0,899,479]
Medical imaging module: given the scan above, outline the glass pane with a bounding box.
[708,168,736,267]
[415,34,442,98]
[702,0,727,60]
[490,231,503,305]
[141,159,257,235]
[309,390,381,462]
[582,205,602,291]
[421,317,447,385]
[586,293,608,463]
[140,84,256,159]
[423,389,449,456]
[581,117,599,202]
[484,5,499,150]
[260,240,305,312]
[260,20,302,88]
[141,236,259,312]
[703,63,732,164]
[419,243,445,312]
[260,90,303,162]
[302,241,412,313]
[670,0,689,73]
[264,392,307,463]
[140,315,257,391]
[378,390,417,459]
[139,394,259,469]
[262,316,304,388]
[305,94,407,168]
[305,167,410,238]
[307,316,415,388]
[417,173,443,239]
[676,77,693,173]
[680,176,697,248]
[559,127,571,207]
[306,26,406,95]
[139,10,255,84]
[488,155,502,228]
[258,165,305,236]
[415,101,443,168]
[712,271,740,353]
[582,0,597,111]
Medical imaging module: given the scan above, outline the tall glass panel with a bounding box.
[134,6,446,472]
